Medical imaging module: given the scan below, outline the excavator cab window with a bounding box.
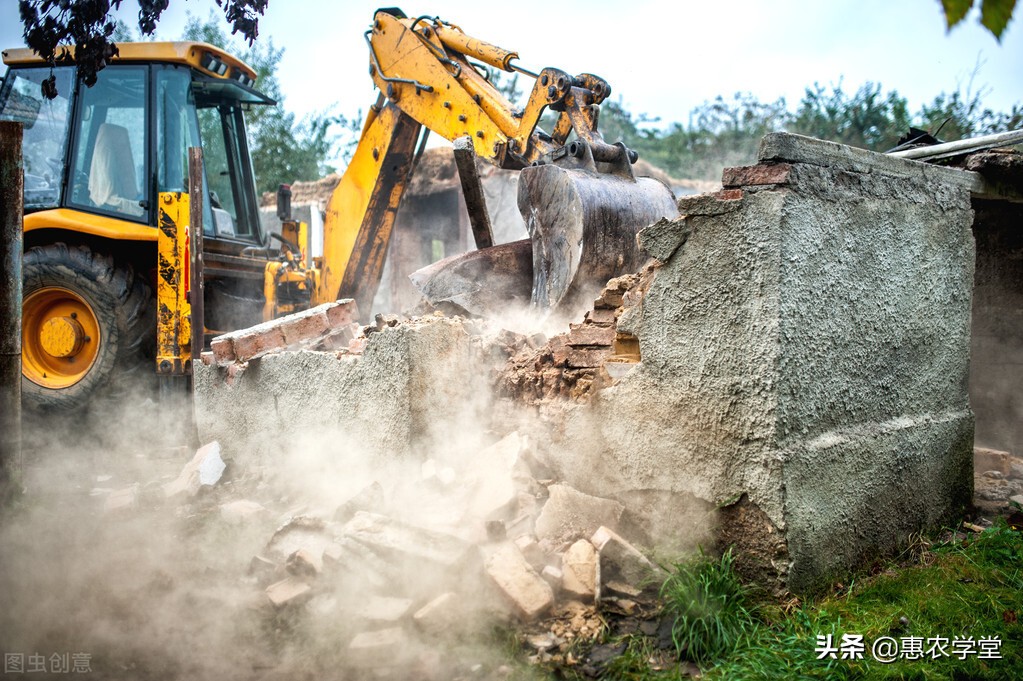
[191,74,272,245]
[0,65,75,210]
[67,65,149,221]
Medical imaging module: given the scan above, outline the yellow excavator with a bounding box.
[0,7,677,412]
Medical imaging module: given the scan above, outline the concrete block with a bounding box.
[265,516,335,563]
[163,441,224,499]
[541,565,562,591]
[220,499,266,524]
[285,548,323,578]
[561,539,598,601]
[591,526,665,593]
[484,543,554,621]
[265,576,312,607]
[514,535,545,570]
[344,511,472,569]
[334,481,385,523]
[346,627,407,668]
[412,592,462,634]
[534,484,624,544]
[103,485,139,513]
[349,596,414,625]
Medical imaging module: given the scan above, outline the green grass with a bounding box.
[538,521,1023,680]
[659,548,758,665]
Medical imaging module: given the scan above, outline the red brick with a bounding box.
[584,308,617,326]
[210,336,235,365]
[722,163,792,188]
[326,299,359,327]
[280,308,329,345]
[230,324,287,362]
[567,324,615,347]
[566,347,612,368]
[717,188,744,201]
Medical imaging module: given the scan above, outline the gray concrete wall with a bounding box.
[194,318,488,464]
[970,199,1023,456]
[546,134,976,592]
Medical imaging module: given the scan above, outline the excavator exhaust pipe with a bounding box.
[411,142,679,322]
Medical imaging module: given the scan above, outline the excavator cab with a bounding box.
[0,43,278,410]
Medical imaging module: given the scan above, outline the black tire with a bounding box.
[21,243,155,412]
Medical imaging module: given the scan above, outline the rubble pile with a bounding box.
[972,446,1023,515]
[155,431,673,677]
[499,272,651,406]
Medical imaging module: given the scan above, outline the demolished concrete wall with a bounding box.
[536,133,977,593]
[194,317,490,464]
[201,133,980,596]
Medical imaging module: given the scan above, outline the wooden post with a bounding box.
[0,121,23,503]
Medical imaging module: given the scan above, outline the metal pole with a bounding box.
[0,121,23,504]
[188,147,205,362]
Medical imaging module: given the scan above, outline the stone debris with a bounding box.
[349,596,414,625]
[484,543,555,621]
[561,539,599,602]
[346,627,408,668]
[265,516,335,563]
[534,484,625,544]
[163,441,225,499]
[103,485,139,513]
[541,565,563,591]
[591,526,666,594]
[265,576,312,607]
[412,592,462,634]
[220,499,266,524]
[333,482,385,523]
[344,511,473,569]
[285,548,323,578]
[514,535,545,570]
[210,299,359,365]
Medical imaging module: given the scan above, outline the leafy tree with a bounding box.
[18,0,269,97]
[182,13,338,193]
[940,0,1018,40]
[791,81,911,150]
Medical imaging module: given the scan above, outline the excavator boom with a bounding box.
[316,8,679,321]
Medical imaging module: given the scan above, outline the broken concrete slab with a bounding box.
[103,485,139,513]
[534,484,624,544]
[513,535,545,570]
[346,627,408,668]
[344,511,473,570]
[484,543,554,621]
[348,596,414,625]
[266,516,336,563]
[412,592,463,634]
[591,526,665,594]
[975,447,1011,476]
[265,576,312,607]
[561,539,599,602]
[333,482,385,523]
[195,317,491,465]
[220,499,266,524]
[285,549,323,578]
[541,565,562,591]
[163,441,225,499]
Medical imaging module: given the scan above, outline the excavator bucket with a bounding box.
[411,142,679,321]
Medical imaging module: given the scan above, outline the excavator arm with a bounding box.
[316,8,678,320]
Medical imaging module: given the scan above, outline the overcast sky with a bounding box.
[2,0,1020,137]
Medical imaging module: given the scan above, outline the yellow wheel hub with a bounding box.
[22,288,101,389]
